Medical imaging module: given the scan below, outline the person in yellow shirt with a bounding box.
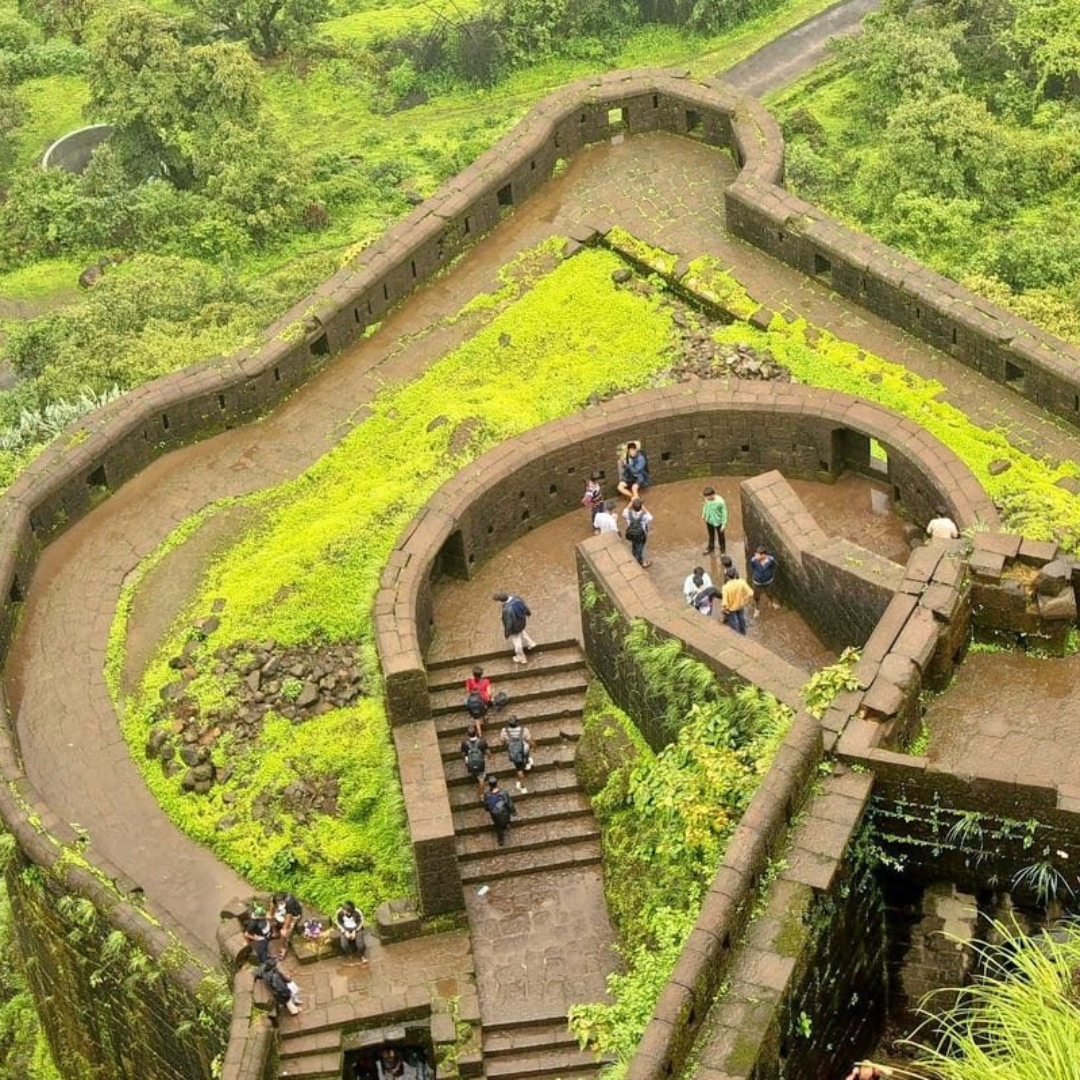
[720,567,754,635]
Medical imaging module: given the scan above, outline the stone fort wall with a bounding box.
[0,66,1075,1077]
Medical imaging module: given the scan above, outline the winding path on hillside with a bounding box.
[6,3,1077,968]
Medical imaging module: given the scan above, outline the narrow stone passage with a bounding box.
[427,643,615,1080]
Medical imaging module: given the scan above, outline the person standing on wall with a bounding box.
[616,442,650,500]
[493,592,536,664]
[701,486,727,555]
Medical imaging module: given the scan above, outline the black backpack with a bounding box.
[506,727,529,769]
[487,791,512,823]
[625,513,646,542]
[465,690,486,718]
[465,739,486,774]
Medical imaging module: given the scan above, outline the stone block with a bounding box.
[377,898,422,943]
[861,676,906,720]
[968,549,1005,583]
[1034,559,1071,596]
[972,532,1022,560]
[1037,590,1077,621]
[1018,537,1060,566]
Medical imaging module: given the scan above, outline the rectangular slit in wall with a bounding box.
[915,306,922,321]
[496,183,513,207]
[367,298,373,314]
[87,464,106,488]
[310,333,330,357]
[778,230,785,244]
[354,308,361,323]
[652,94,659,108]
[463,216,471,235]
[554,133,561,147]
[161,413,170,431]
[685,109,703,135]
[1074,395,1079,412]
[217,393,226,410]
[607,107,626,130]
[382,283,389,300]
[951,327,958,345]
[813,252,832,284]
[410,260,417,278]
[9,577,24,604]
[530,160,536,171]
[273,367,281,383]
[1004,359,1026,392]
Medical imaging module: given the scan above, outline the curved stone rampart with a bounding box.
[374,380,996,916]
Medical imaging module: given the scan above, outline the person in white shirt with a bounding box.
[683,566,713,605]
[593,500,620,535]
[926,505,959,540]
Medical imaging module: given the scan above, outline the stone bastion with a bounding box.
[0,67,1079,1080]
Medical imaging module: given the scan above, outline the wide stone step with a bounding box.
[457,813,598,859]
[454,788,592,836]
[426,639,580,677]
[483,1019,578,1058]
[448,761,583,810]
[276,1045,341,1078]
[279,1028,343,1062]
[439,714,583,763]
[458,834,602,884]
[433,690,585,738]
[482,1047,608,1080]
[445,747,577,794]
[430,667,588,717]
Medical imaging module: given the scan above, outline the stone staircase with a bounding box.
[427,641,610,1080]
[278,1025,342,1080]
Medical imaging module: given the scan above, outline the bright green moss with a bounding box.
[119,244,679,911]
[682,255,759,320]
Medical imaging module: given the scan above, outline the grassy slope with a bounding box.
[119,243,680,912]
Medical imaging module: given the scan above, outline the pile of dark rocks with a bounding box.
[145,606,366,801]
[668,308,790,382]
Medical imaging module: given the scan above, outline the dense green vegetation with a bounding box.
[114,243,681,914]
[903,920,1080,1079]
[568,630,792,1077]
[0,0,835,493]
[0,882,60,1080]
[771,0,1080,344]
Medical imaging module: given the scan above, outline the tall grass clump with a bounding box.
[903,919,1080,1080]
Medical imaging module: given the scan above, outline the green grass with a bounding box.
[13,75,91,170]
[323,0,485,45]
[118,242,679,913]
[710,315,1080,550]
[0,258,83,302]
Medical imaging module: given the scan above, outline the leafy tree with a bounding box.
[1008,0,1080,94]
[191,0,330,58]
[85,5,301,235]
[0,83,23,177]
[17,0,96,43]
[829,9,964,123]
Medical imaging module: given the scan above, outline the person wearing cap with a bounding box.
[244,904,272,964]
[720,567,754,635]
[749,546,778,615]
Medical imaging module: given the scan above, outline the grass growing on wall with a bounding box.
[118,243,679,914]
[709,317,1080,550]
[568,628,793,1078]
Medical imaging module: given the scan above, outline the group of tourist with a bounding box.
[460,665,533,845]
[243,890,371,1016]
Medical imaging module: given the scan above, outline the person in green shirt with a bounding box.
[701,486,727,555]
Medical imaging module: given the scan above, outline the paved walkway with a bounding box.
[6,0,1080,1009]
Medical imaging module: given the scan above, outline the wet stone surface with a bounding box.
[429,472,909,670]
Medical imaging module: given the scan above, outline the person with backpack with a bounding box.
[335,900,368,962]
[622,497,653,568]
[255,956,303,1016]
[461,724,490,800]
[271,891,303,955]
[500,715,533,794]
[493,592,536,664]
[483,774,517,846]
[463,665,493,731]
